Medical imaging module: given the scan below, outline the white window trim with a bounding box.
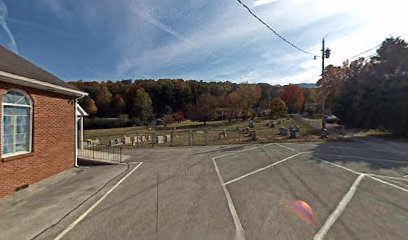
[1,89,33,158]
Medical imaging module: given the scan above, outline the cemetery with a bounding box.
[83,116,318,148]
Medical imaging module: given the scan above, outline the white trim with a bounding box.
[0,70,87,97]
[1,89,33,158]
[76,103,89,117]
[74,100,79,167]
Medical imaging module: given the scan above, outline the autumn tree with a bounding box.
[186,94,218,125]
[127,86,154,121]
[270,98,287,118]
[109,94,126,117]
[162,114,175,128]
[224,91,242,121]
[281,84,305,113]
[236,83,262,111]
[95,84,112,117]
[79,96,97,116]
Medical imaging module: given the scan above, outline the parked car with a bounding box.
[325,114,339,124]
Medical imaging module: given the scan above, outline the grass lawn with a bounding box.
[84,116,320,147]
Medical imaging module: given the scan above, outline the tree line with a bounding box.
[71,79,312,126]
[320,37,408,137]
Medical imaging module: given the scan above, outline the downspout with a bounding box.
[74,99,79,168]
[74,96,86,168]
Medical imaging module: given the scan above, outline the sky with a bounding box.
[0,0,407,85]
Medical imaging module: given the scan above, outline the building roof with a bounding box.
[0,44,86,97]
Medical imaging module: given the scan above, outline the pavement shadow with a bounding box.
[192,145,247,155]
[311,136,408,172]
[78,159,117,166]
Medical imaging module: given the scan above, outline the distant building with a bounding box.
[0,45,87,197]
[304,103,322,114]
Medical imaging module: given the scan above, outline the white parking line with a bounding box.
[274,143,297,152]
[367,175,408,193]
[368,174,408,182]
[53,162,143,240]
[212,157,245,240]
[313,156,361,175]
[214,143,275,160]
[315,156,408,195]
[316,153,408,165]
[314,174,366,240]
[224,152,304,185]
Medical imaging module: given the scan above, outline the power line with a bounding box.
[346,44,381,61]
[346,32,408,61]
[235,0,314,55]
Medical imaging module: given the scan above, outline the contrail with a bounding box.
[0,0,18,53]
[132,4,194,46]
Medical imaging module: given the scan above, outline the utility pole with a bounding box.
[320,38,331,137]
[321,38,326,131]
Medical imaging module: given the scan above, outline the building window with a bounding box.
[2,90,32,157]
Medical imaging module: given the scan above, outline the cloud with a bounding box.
[254,0,279,7]
[0,0,18,53]
[38,0,408,84]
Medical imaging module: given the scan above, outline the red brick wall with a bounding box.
[0,82,76,197]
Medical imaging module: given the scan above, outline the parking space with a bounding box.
[9,138,407,240]
[213,140,408,240]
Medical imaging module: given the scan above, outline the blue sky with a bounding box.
[0,0,407,84]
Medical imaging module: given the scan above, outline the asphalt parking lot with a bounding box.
[3,137,408,240]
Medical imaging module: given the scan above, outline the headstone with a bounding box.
[141,136,147,142]
[111,138,122,146]
[249,130,257,140]
[165,135,171,142]
[321,128,329,139]
[147,136,152,141]
[123,136,131,145]
[279,127,289,136]
[86,139,100,146]
[289,129,297,139]
[219,131,226,140]
[156,136,165,144]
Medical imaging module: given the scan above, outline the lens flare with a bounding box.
[288,200,320,228]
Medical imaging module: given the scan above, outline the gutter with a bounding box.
[0,70,88,97]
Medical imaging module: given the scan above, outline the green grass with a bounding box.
[84,116,317,147]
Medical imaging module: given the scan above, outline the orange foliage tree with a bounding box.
[281,84,305,113]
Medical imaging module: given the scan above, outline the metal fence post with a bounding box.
[239,129,241,144]
[205,130,208,145]
[171,130,174,147]
[137,132,140,148]
[190,129,193,146]
[152,132,155,148]
[120,147,122,163]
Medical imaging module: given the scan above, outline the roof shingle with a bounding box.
[0,44,79,91]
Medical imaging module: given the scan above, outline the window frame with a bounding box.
[1,89,33,158]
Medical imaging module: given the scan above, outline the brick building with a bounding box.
[0,45,87,197]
